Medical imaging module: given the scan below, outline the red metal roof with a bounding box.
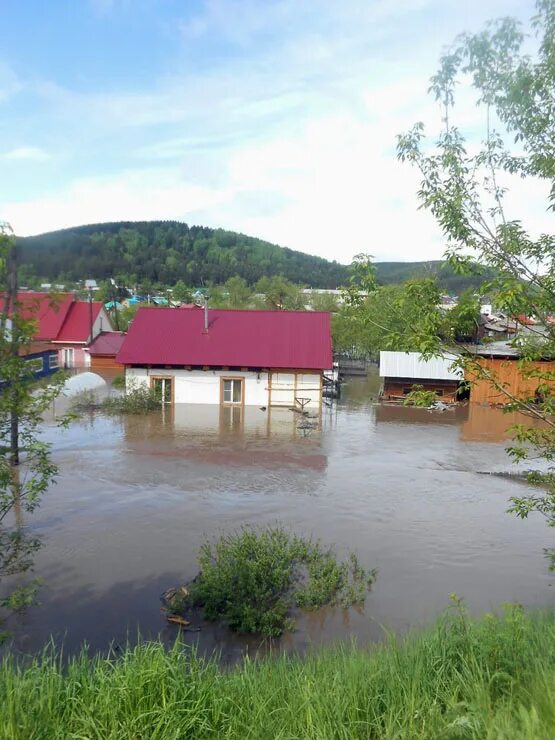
[89,331,126,356]
[2,292,109,343]
[54,301,103,342]
[8,292,75,340]
[117,308,333,369]
[514,314,537,326]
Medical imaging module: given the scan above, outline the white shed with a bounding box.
[379,351,462,380]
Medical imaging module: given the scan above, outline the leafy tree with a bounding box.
[223,276,251,308]
[254,276,304,310]
[172,280,193,304]
[333,278,443,359]
[309,292,340,312]
[395,0,555,525]
[443,291,482,343]
[1,223,67,626]
[342,253,377,307]
[332,252,445,358]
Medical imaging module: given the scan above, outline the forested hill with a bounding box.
[375,261,496,294]
[18,221,489,292]
[18,221,348,288]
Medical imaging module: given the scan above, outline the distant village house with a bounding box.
[7,292,115,368]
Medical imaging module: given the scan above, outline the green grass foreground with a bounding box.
[1,605,554,739]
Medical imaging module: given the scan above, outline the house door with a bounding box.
[221,377,244,405]
[62,348,74,368]
[151,376,173,405]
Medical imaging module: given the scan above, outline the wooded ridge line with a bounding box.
[17,221,490,292]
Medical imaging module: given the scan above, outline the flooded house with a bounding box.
[2,292,113,368]
[116,307,333,409]
[379,351,462,401]
[379,340,555,406]
[88,331,126,371]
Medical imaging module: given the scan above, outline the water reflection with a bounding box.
[0,494,44,639]
[460,403,548,443]
[122,405,328,472]
[375,404,467,427]
[375,399,546,445]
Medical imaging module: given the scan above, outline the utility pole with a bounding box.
[88,289,93,343]
[112,281,120,331]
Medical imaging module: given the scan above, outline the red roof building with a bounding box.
[89,331,127,357]
[118,307,332,408]
[13,292,75,340]
[4,292,113,368]
[118,307,332,369]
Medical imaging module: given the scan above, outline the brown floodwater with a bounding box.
[1,374,554,661]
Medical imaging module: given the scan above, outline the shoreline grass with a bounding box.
[1,604,554,739]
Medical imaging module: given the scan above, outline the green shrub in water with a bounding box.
[101,385,161,414]
[174,526,376,637]
[111,373,126,390]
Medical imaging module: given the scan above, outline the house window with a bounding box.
[221,377,244,405]
[49,354,59,369]
[151,376,173,405]
[26,358,43,374]
[435,389,444,397]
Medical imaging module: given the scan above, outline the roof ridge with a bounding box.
[138,306,331,315]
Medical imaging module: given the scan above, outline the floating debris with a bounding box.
[160,585,199,630]
[166,615,190,627]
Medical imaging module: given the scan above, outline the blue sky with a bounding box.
[0,0,540,262]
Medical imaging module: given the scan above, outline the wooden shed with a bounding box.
[89,331,126,371]
[379,351,462,402]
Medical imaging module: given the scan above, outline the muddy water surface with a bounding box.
[2,376,554,661]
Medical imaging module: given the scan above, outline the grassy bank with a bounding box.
[1,605,554,739]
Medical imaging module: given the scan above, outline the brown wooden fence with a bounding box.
[467,358,555,405]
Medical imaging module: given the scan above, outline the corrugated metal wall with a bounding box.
[379,351,461,380]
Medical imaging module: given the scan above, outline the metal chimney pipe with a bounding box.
[204,295,209,332]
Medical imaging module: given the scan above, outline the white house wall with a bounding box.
[379,351,461,381]
[126,367,322,408]
[93,307,113,339]
[270,372,322,407]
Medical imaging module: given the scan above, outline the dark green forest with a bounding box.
[375,261,496,294]
[18,221,489,292]
[18,222,347,288]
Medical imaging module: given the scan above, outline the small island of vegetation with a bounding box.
[162,526,376,637]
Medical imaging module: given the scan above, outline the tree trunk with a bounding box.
[7,241,19,466]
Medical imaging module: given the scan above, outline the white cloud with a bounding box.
[1,168,226,236]
[1,0,542,269]
[1,109,446,262]
[2,146,51,162]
